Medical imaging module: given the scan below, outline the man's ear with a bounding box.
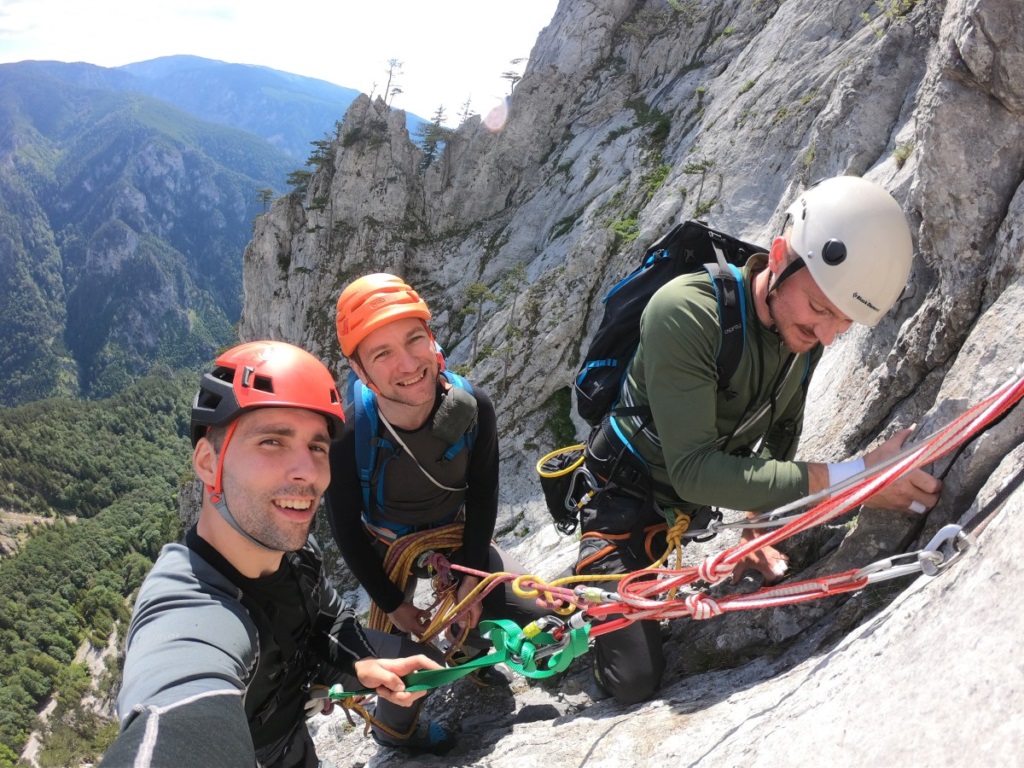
[767,236,789,275]
[193,438,218,487]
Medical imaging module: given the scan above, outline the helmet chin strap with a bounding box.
[772,255,806,293]
[208,421,280,552]
[764,254,808,336]
[765,291,781,335]
[209,492,280,552]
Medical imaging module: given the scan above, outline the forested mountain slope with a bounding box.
[0,62,295,405]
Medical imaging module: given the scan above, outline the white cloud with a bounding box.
[0,0,558,124]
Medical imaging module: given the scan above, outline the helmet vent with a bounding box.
[239,365,274,392]
[196,390,221,409]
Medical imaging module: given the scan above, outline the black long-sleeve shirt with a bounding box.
[326,381,499,613]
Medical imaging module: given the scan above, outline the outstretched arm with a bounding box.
[106,548,264,767]
[735,429,943,585]
[803,428,942,512]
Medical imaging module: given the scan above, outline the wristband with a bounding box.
[826,457,866,487]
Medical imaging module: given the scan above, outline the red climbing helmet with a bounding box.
[190,340,344,446]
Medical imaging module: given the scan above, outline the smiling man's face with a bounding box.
[215,406,332,553]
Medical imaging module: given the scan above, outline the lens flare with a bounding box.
[483,99,509,133]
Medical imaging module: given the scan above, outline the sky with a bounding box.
[0,0,560,125]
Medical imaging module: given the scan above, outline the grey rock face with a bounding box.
[240,0,1024,763]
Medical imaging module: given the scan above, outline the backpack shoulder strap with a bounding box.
[440,370,478,458]
[353,380,387,514]
[443,369,475,397]
[702,261,747,397]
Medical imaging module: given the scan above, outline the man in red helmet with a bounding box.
[327,274,546,703]
[101,341,454,768]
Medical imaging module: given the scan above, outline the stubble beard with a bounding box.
[767,290,816,355]
[223,479,318,553]
[375,361,439,410]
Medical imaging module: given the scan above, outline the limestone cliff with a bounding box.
[240,0,1024,763]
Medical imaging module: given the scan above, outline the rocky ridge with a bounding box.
[239,0,1024,764]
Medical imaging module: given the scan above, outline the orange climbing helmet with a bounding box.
[336,273,432,357]
[190,340,344,446]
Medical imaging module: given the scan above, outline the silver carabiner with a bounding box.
[856,524,973,584]
[856,552,923,583]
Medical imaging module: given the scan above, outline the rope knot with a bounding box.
[697,551,733,585]
[685,593,723,620]
[666,513,691,544]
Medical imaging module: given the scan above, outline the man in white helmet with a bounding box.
[575,175,943,705]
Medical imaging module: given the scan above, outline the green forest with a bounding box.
[0,371,195,767]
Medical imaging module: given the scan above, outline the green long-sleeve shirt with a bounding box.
[616,255,822,513]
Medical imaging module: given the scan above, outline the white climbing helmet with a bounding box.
[785,176,913,326]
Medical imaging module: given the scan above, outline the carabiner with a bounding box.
[855,524,972,584]
[856,548,934,583]
[687,511,725,542]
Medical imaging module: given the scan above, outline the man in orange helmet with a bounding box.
[101,341,454,767]
[327,274,545,705]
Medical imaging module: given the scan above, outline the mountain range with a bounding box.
[0,55,412,406]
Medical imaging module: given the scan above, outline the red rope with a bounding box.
[435,371,1024,639]
[591,370,1024,630]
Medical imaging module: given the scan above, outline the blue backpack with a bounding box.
[351,370,477,537]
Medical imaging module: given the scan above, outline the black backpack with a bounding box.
[574,220,767,427]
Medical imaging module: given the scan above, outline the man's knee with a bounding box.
[603,669,662,705]
[591,620,666,705]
